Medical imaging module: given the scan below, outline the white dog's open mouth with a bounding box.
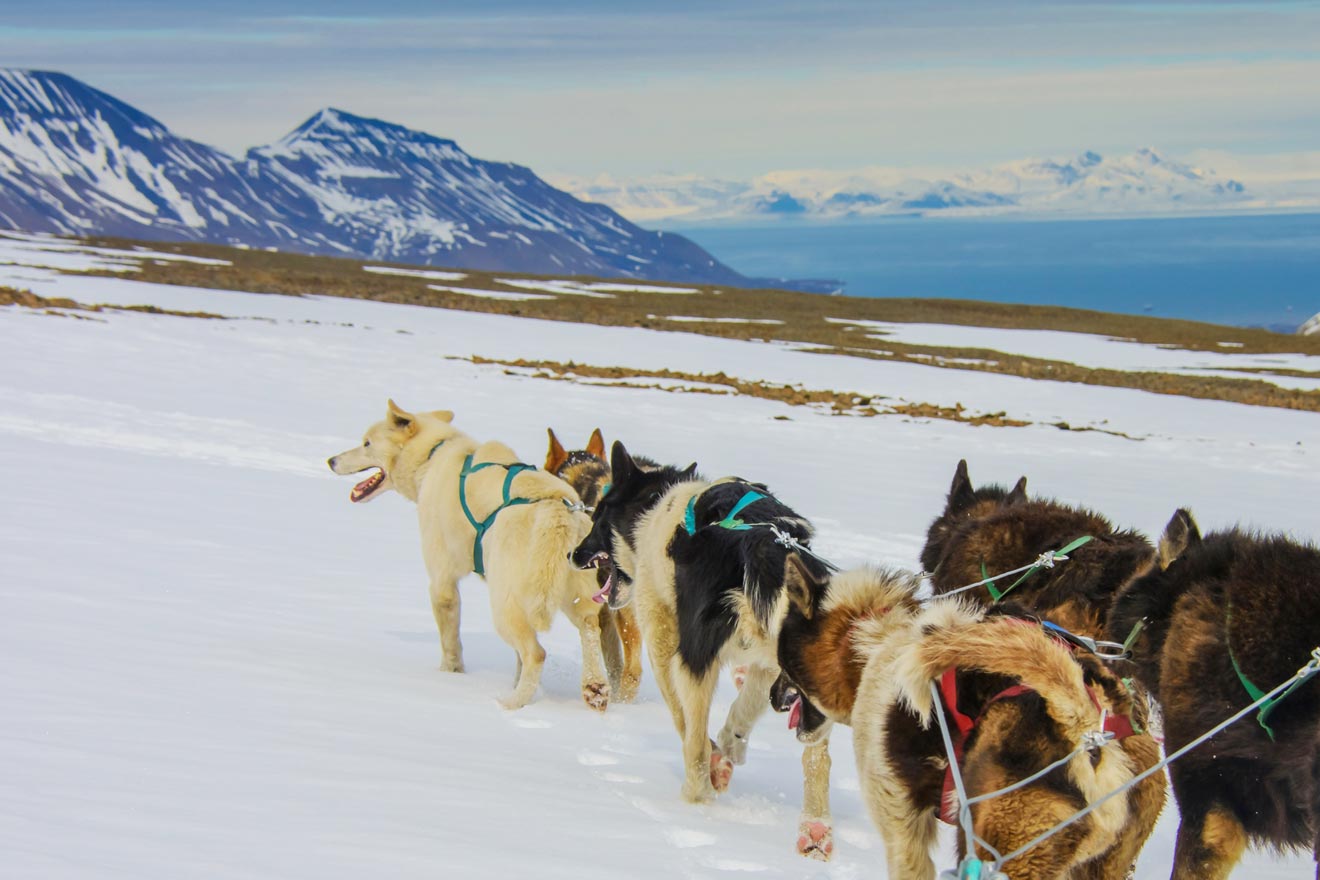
[350,469,385,503]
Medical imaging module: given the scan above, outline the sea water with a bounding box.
[672,213,1320,329]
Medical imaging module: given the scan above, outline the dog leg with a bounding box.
[599,606,625,695]
[427,574,464,673]
[675,660,721,803]
[716,663,775,766]
[641,602,686,737]
[614,604,644,703]
[491,597,545,710]
[1170,803,1247,880]
[571,605,610,712]
[862,757,939,880]
[797,738,834,861]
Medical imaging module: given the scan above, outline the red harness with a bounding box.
[935,667,1135,825]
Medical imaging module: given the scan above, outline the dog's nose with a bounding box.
[326,456,337,470]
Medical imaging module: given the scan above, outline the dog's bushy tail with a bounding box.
[886,604,1099,744]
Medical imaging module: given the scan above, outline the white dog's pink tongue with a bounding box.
[788,696,803,731]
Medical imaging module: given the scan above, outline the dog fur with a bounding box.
[1109,509,1320,879]
[774,557,1165,879]
[328,401,610,711]
[545,427,644,702]
[921,459,1155,636]
[570,441,832,814]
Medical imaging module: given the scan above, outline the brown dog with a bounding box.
[1110,509,1320,879]
[545,428,644,702]
[921,460,1155,637]
[774,556,1165,879]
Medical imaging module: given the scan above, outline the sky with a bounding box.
[2,1,1319,179]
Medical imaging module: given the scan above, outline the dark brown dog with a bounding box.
[774,556,1165,879]
[1110,509,1320,879]
[545,428,644,701]
[921,460,1155,636]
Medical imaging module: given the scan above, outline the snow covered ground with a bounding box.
[2,244,1317,878]
[828,318,1320,391]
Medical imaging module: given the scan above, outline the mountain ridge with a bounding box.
[554,148,1307,224]
[0,69,830,289]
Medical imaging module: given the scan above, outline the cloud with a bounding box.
[1,1,1317,175]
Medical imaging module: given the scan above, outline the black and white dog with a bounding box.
[571,442,832,826]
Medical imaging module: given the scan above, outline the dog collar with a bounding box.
[426,439,447,461]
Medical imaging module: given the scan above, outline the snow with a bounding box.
[658,315,787,325]
[0,231,232,275]
[426,283,555,302]
[1302,312,1320,336]
[1,255,1316,879]
[363,265,467,282]
[826,317,1320,392]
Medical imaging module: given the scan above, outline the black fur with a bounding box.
[571,441,828,678]
[1109,516,1320,857]
[570,442,696,586]
[669,480,828,676]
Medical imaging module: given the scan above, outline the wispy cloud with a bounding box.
[2,1,1317,175]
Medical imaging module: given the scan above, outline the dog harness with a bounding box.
[934,665,1135,826]
[1226,603,1320,742]
[683,487,765,536]
[457,454,574,577]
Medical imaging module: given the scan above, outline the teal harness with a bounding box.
[429,439,572,577]
[683,488,766,536]
[458,454,541,576]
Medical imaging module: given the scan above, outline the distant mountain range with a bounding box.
[0,69,833,290]
[554,149,1319,223]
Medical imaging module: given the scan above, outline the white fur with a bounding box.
[329,402,610,711]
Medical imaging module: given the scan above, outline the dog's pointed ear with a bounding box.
[784,553,826,620]
[586,428,606,459]
[386,399,417,434]
[679,462,699,479]
[1006,476,1028,506]
[947,459,975,512]
[429,410,454,423]
[546,428,568,472]
[1158,508,1200,570]
[610,440,638,486]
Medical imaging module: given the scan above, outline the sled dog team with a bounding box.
[329,402,1320,880]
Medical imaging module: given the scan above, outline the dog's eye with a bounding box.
[363,439,371,447]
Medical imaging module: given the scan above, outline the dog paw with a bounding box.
[583,681,610,712]
[717,728,749,765]
[439,658,465,673]
[614,673,641,704]
[732,664,748,690]
[681,778,717,804]
[498,692,531,711]
[709,743,734,793]
[796,820,834,861]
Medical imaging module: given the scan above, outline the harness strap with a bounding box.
[935,664,1133,825]
[1227,605,1318,742]
[683,488,766,536]
[426,439,447,460]
[980,535,1094,602]
[937,670,1031,824]
[458,455,542,576]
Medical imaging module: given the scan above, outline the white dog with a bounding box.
[328,400,610,710]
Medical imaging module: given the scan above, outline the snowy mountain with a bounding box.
[0,69,774,287]
[1301,312,1320,336]
[556,149,1264,223]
